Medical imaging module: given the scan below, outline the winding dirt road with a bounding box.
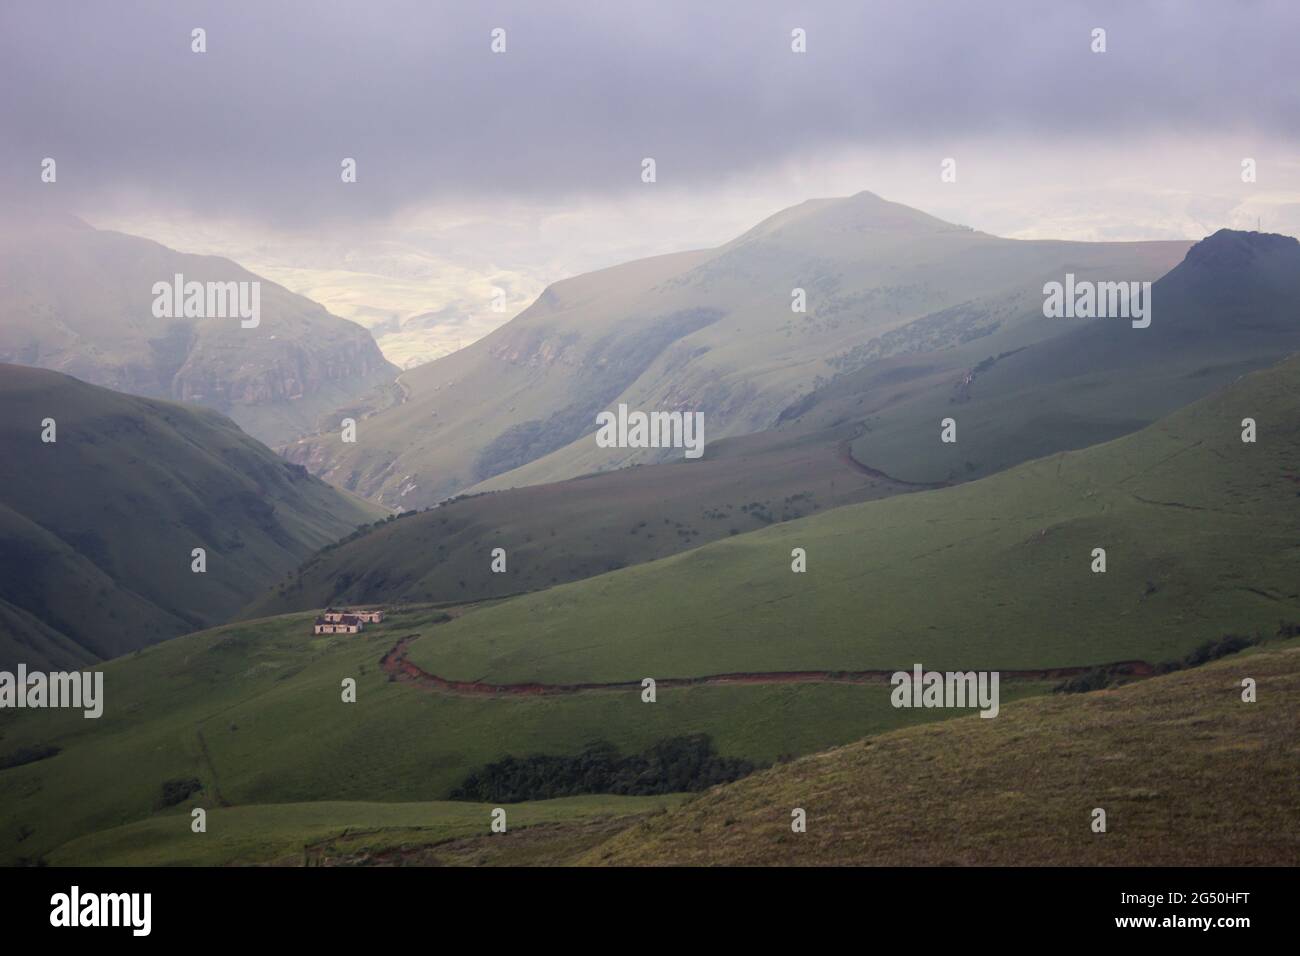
[834,437,951,489]
[379,635,1153,698]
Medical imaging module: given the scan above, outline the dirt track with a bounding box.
[379,635,1153,697]
[834,437,950,489]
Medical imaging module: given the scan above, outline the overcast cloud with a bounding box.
[3,1,1297,366]
[2,0,1297,224]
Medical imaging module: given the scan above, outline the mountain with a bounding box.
[791,228,1300,485]
[4,352,1297,865]
[481,229,1300,494]
[5,348,1294,863]
[254,228,1298,618]
[283,192,1189,509]
[0,214,398,446]
[0,365,385,669]
[398,349,1300,685]
[583,641,1300,866]
[245,422,915,616]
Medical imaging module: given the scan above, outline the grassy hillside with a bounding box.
[285,192,1187,508]
[0,605,1045,865]
[254,230,1299,625]
[7,599,1285,866]
[0,502,187,669]
[816,230,1300,485]
[5,354,1296,865]
[0,365,385,668]
[584,641,1300,866]
[402,350,1300,684]
[483,230,1295,497]
[45,794,684,867]
[246,423,922,616]
[0,215,397,446]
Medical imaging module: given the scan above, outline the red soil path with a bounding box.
[379,635,1154,698]
[834,437,950,489]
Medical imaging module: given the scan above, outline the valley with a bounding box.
[0,365,384,670]
[3,345,1297,866]
[3,0,1297,897]
[251,230,1300,645]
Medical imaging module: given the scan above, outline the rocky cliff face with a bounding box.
[0,217,398,446]
[173,330,391,405]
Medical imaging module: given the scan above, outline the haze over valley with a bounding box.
[1,1,1297,881]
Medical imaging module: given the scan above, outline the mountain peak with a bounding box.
[0,201,95,234]
[1154,227,1300,320]
[1183,228,1299,272]
[727,191,968,249]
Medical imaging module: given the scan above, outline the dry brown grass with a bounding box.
[580,643,1300,866]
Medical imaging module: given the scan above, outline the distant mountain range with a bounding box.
[4,194,1299,867]
[0,214,398,447]
[0,365,384,670]
[283,192,1190,509]
[395,346,1300,684]
[256,215,1300,616]
[789,227,1300,485]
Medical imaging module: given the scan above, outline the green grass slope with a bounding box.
[0,606,1035,865]
[584,641,1300,866]
[246,423,919,617]
[5,343,1296,867]
[0,594,96,672]
[0,502,188,668]
[403,350,1300,684]
[0,365,385,668]
[46,794,684,867]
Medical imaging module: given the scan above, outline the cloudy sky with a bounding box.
[3,0,1298,365]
